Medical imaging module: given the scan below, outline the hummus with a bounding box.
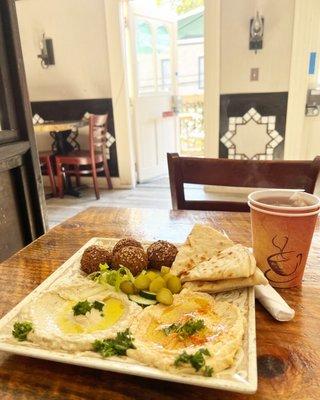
[128,290,244,375]
[19,277,141,352]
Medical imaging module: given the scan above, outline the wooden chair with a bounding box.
[167,153,320,212]
[55,114,113,200]
[38,151,57,197]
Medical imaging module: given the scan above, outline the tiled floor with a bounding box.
[45,177,247,229]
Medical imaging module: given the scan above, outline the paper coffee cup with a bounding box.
[248,190,320,288]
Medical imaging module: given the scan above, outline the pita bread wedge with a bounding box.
[171,224,233,276]
[183,268,268,294]
[181,244,256,282]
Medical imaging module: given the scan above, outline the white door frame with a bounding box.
[104,0,223,185]
[104,0,136,188]
[203,0,221,159]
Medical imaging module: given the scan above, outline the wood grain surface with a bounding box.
[0,207,319,400]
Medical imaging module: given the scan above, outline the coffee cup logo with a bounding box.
[265,236,303,284]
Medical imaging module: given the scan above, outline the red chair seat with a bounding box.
[55,150,104,164]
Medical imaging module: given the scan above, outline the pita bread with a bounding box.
[183,268,267,294]
[171,224,233,276]
[181,244,256,282]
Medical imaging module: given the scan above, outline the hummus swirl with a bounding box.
[20,278,141,352]
[128,291,244,374]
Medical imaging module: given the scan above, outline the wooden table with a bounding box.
[0,207,319,400]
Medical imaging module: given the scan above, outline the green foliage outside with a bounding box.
[156,0,203,14]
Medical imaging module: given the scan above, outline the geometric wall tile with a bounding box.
[275,135,283,144]
[269,130,278,139]
[253,112,261,122]
[221,136,228,144]
[248,107,256,116]
[220,107,284,161]
[243,113,251,122]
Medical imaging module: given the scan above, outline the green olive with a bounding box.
[145,271,159,281]
[156,288,174,306]
[149,276,166,293]
[167,276,182,294]
[163,273,174,283]
[120,280,136,295]
[160,266,171,276]
[134,275,151,290]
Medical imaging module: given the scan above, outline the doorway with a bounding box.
[126,0,204,184]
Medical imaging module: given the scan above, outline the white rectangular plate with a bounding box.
[0,238,257,394]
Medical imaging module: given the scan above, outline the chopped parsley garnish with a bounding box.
[73,300,105,316]
[12,321,33,341]
[174,348,213,377]
[163,319,205,339]
[92,329,136,357]
[203,365,214,377]
[92,301,104,312]
[73,300,92,316]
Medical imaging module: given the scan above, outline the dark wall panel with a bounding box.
[31,98,119,177]
[219,92,288,160]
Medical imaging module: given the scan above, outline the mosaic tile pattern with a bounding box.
[220,107,284,160]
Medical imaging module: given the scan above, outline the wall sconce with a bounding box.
[249,12,264,53]
[37,33,55,69]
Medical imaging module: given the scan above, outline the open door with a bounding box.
[128,3,178,182]
[0,0,46,262]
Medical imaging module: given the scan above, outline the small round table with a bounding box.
[34,120,88,197]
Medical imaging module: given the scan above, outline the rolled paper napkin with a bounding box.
[255,284,295,321]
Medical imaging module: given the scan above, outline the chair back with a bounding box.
[88,114,108,161]
[167,153,320,212]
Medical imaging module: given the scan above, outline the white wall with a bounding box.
[220,0,294,94]
[16,0,111,101]
[303,1,320,160]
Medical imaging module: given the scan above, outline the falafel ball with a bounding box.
[80,245,112,275]
[147,240,178,269]
[112,246,148,276]
[112,238,143,255]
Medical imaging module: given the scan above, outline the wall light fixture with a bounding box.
[249,12,264,53]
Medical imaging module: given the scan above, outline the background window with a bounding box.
[136,20,155,94]
[160,58,170,91]
[156,25,172,92]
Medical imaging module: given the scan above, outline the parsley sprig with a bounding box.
[174,348,213,377]
[162,319,205,339]
[12,321,33,341]
[72,300,105,316]
[93,329,136,357]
